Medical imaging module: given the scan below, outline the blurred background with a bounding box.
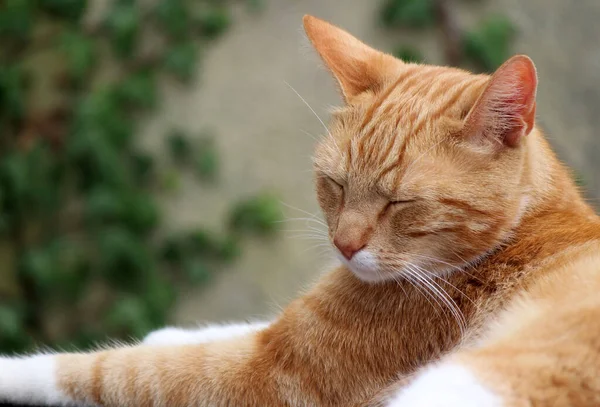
[0,0,598,353]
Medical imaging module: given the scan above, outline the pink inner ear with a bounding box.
[466,55,538,148]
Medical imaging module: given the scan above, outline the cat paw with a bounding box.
[386,363,502,407]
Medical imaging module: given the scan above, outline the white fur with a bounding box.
[142,321,271,346]
[338,250,381,282]
[386,363,502,407]
[0,354,80,406]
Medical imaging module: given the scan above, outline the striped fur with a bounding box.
[1,15,600,407]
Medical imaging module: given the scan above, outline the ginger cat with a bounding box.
[1,15,600,407]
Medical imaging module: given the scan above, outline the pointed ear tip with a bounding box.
[302,15,314,27]
[495,55,538,95]
[507,54,538,79]
[302,15,323,32]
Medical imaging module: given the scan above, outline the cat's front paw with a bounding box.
[386,363,502,407]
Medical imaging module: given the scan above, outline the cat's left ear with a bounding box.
[464,55,537,149]
[303,15,398,102]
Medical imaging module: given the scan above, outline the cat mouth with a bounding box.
[336,250,384,282]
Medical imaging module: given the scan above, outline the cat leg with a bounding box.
[0,332,273,406]
[0,322,272,406]
[386,272,600,407]
[142,321,270,346]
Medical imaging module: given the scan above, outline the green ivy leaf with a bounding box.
[0,304,29,354]
[69,328,106,351]
[69,132,131,190]
[97,227,153,289]
[116,70,157,110]
[122,192,159,235]
[0,64,27,121]
[184,259,212,284]
[130,152,155,185]
[155,0,190,40]
[217,235,241,262]
[68,90,135,190]
[159,169,181,192]
[463,15,516,72]
[167,130,193,163]
[0,304,24,341]
[393,45,424,63]
[19,247,56,292]
[0,144,59,216]
[60,30,96,82]
[51,238,90,301]
[162,42,198,82]
[105,0,140,58]
[0,0,34,40]
[160,235,188,264]
[39,0,87,22]
[186,229,220,256]
[24,143,61,214]
[19,240,88,299]
[193,5,231,39]
[85,187,125,225]
[105,296,153,338]
[195,137,219,182]
[0,153,30,214]
[142,274,175,327]
[73,89,133,149]
[229,193,282,236]
[380,0,435,29]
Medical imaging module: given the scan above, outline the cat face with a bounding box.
[304,16,537,283]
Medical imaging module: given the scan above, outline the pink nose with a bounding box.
[333,237,366,260]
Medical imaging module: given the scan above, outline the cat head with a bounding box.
[303,16,537,283]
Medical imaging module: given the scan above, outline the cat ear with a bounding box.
[464,55,538,149]
[303,15,398,101]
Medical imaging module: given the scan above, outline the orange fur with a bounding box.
[35,15,600,406]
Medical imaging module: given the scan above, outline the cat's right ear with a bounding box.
[464,55,537,149]
[303,15,398,102]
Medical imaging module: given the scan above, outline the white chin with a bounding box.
[337,250,384,283]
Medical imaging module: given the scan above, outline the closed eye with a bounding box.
[385,199,417,212]
[389,199,416,205]
[326,176,344,190]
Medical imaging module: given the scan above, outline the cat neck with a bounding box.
[474,127,600,276]
[520,127,594,218]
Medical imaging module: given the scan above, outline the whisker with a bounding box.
[405,253,464,272]
[379,250,484,284]
[285,234,329,241]
[412,263,474,306]
[299,129,319,142]
[447,249,485,283]
[279,202,324,221]
[301,243,332,254]
[406,264,466,334]
[390,273,408,297]
[283,227,328,235]
[284,81,341,154]
[401,267,445,319]
[275,217,326,226]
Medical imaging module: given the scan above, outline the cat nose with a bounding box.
[333,237,367,260]
[334,211,374,260]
